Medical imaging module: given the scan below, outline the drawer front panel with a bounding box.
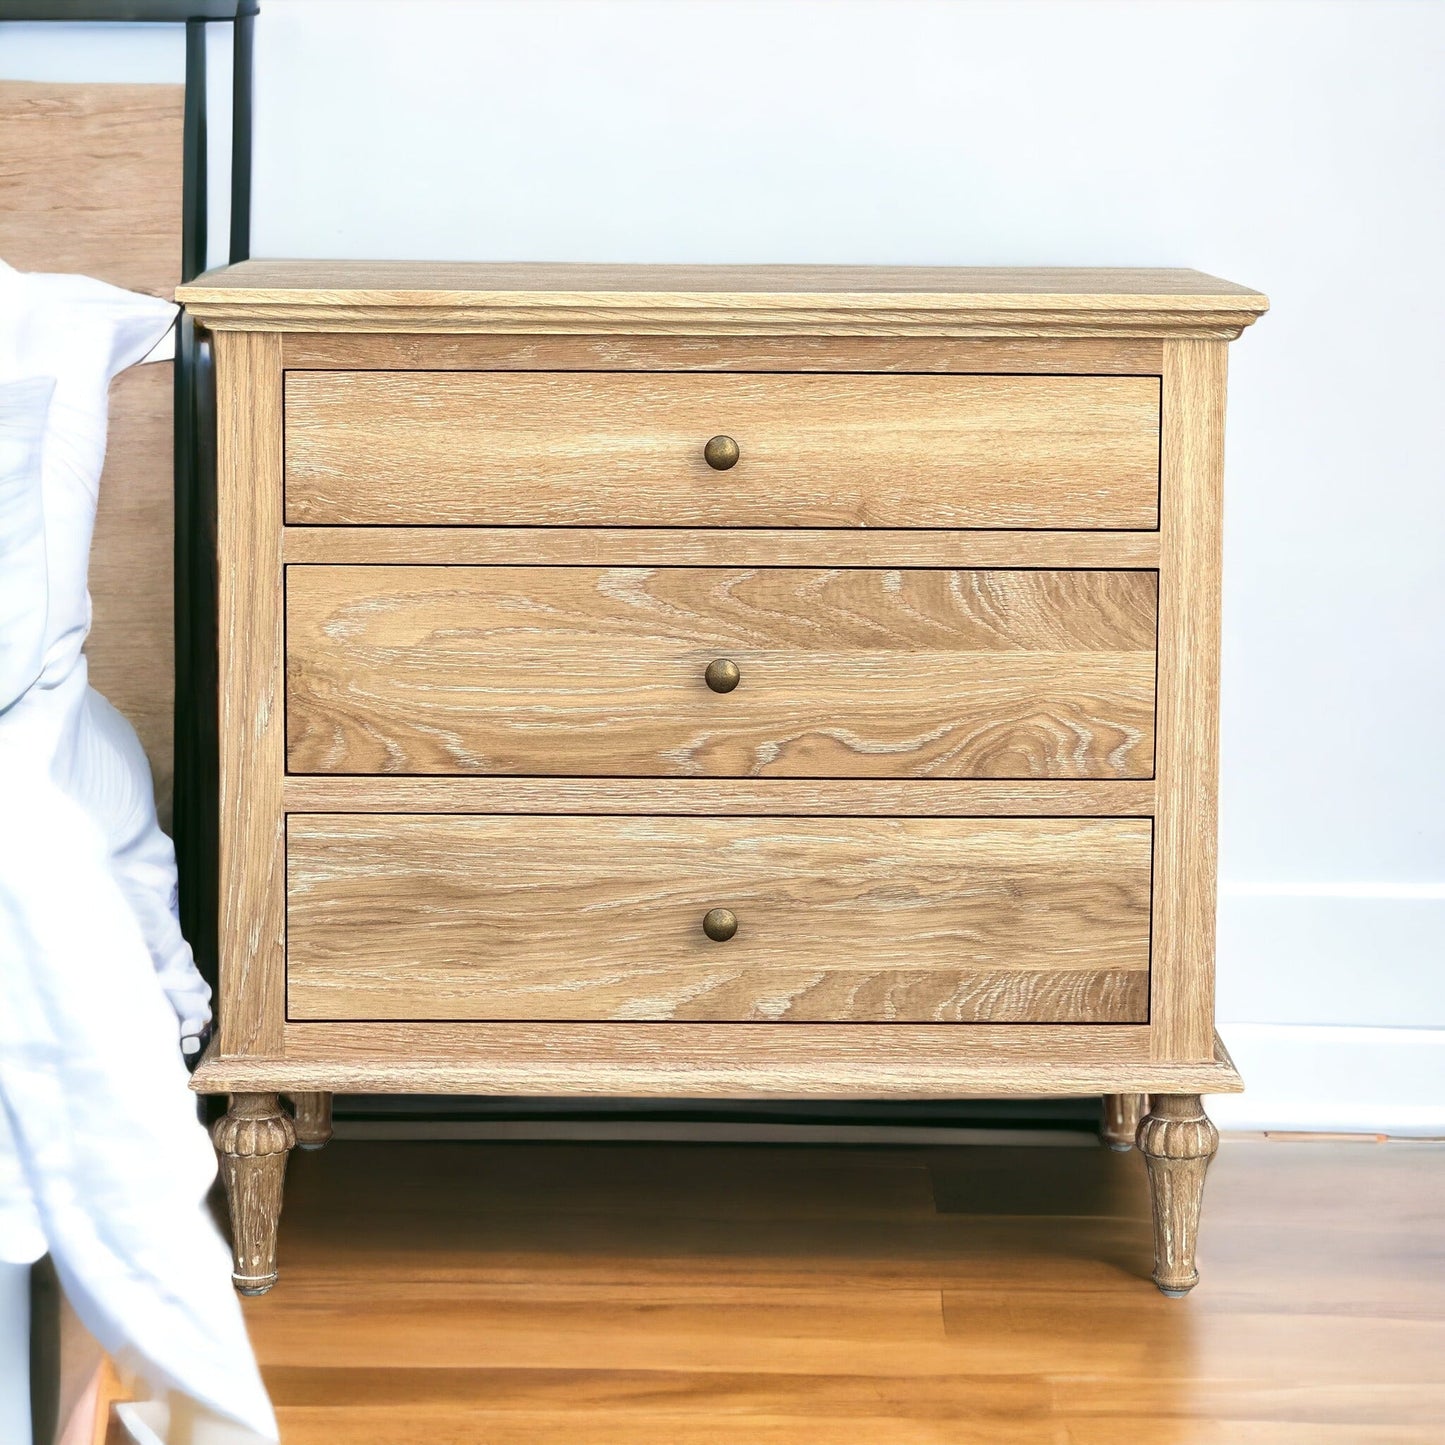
[286,566,1157,778]
[283,372,1161,529]
[286,815,1153,1024]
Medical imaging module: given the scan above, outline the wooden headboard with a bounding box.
[0,79,183,819]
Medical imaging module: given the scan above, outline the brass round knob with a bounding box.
[702,907,737,942]
[704,434,740,471]
[704,658,740,694]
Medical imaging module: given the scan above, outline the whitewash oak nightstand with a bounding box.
[179,263,1266,1296]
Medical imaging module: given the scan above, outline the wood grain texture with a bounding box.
[0,80,182,296]
[240,1138,1445,1442]
[1138,1094,1219,1296]
[280,332,1165,374]
[197,267,1264,1308]
[87,362,177,819]
[0,80,183,811]
[281,527,1162,569]
[178,261,1268,336]
[285,814,1153,1025]
[1100,1092,1149,1151]
[216,332,285,1056]
[280,777,1157,816]
[212,1093,295,1295]
[285,567,1157,779]
[1151,340,1228,1061]
[282,372,1160,529]
[193,1026,1243,1097]
[288,1093,333,1152]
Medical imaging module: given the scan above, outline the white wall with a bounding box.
[7,0,1444,1132]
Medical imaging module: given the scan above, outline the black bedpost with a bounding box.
[229,6,253,263]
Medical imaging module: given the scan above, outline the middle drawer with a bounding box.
[285,565,1157,778]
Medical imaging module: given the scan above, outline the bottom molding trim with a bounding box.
[191,1029,1242,1099]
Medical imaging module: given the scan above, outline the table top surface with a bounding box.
[177,261,1267,337]
[180,259,1266,304]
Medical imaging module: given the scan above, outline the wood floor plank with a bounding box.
[263,1365,1047,1416]
[244,1138,1445,1442]
[271,1408,1059,1445]
[1060,1422,1444,1445]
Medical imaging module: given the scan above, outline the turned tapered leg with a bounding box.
[212,1093,295,1295]
[1100,1093,1149,1151]
[1137,1094,1219,1297]
[289,1092,333,1151]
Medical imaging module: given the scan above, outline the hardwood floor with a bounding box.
[240,1136,1445,1443]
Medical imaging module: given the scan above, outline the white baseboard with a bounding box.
[1211,1023,1445,1135]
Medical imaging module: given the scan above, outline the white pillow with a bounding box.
[0,376,53,711]
[0,263,210,1047]
[0,260,178,686]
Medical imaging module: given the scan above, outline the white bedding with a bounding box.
[0,375,52,710]
[0,264,275,1440]
[0,259,211,1048]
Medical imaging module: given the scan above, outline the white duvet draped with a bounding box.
[0,263,276,1440]
[0,768,276,1440]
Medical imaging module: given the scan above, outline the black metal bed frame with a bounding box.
[0,4,1095,1134]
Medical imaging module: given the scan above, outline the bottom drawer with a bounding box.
[286,814,1151,1025]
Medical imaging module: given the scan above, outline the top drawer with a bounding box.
[283,372,1161,529]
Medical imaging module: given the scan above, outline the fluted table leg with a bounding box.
[1138,1093,1219,1297]
[212,1093,296,1295]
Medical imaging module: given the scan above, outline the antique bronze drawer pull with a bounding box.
[703,434,740,470]
[704,658,741,693]
[702,907,738,943]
